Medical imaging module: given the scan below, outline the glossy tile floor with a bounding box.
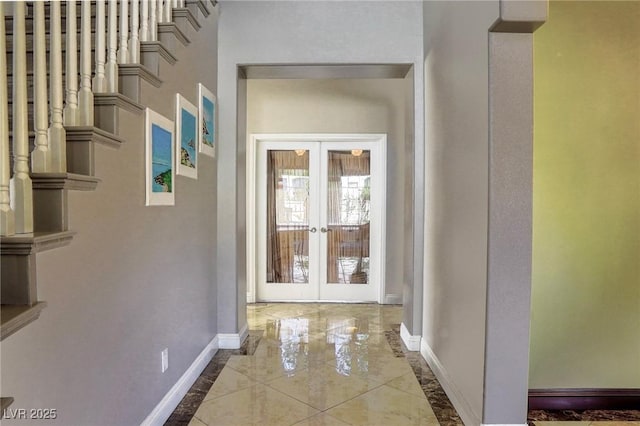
[188,303,442,426]
[168,303,639,425]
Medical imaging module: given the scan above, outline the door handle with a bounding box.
[309,227,317,233]
[320,227,332,233]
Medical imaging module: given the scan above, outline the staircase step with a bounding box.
[157,22,190,54]
[1,231,74,312]
[140,40,177,76]
[1,397,14,411]
[31,173,101,232]
[119,63,163,103]
[173,7,201,40]
[66,126,124,175]
[32,172,101,191]
[0,231,76,255]
[1,302,47,341]
[186,0,211,19]
[94,92,144,136]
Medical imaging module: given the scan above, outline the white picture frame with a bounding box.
[175,94,198,179]
[145,108,175,206]
[198,83,216,158]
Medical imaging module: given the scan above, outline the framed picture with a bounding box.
[145,108,175,206]
[198,83,216,158]
[175,94,198,179]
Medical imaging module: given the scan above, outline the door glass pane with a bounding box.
[326,150,371,284]
[266,150,310,283]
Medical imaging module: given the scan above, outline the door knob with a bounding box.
[320,227,332,233]
[309,227,317,233]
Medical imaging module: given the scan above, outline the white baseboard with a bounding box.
[420,339,481,426]
[384,293,402,304]
[481,424,527,426]
[141,336,219,426]
[400,322,421,351]
[218,323,248,349]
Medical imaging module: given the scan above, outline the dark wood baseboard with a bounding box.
[529,388,640,410]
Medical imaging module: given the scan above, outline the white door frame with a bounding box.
[247,133,387,303]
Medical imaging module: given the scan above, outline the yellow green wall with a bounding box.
[530,0,640,388]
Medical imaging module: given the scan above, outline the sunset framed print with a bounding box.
[145,108,175,206]
[175,94,198,179]
[198,83,216,158]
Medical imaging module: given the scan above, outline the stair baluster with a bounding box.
[150,0,157,40]
[10,2,34,234]
[163,0,172,22]
[31,1,51,172]
[64,0,79,126]
[140,0,150,42]
[118,0,130,64]
[48,0,67,173]
[93,0,107,93]
[130,0,140,63]
[0,3,15,237]
[157,0,164,24]
[106,0,118,91]
[79,0,94,125]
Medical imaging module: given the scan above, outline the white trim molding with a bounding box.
[384,293,402,305]
[141,336,219,426]
[400,322,421,351]
[218,323,248,349]
[420,339,482,426]
[481,424,527,426]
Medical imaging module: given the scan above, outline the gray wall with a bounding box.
[218,0,424,334]
[246,78,406,302]
[0,11,219,426]
[422,1,498,424]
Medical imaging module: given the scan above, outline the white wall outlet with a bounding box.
[161,348,169,373]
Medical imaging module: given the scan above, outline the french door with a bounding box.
[254,135,385,302]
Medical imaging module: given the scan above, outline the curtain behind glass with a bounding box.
[327,151,371,284]
[267,150,310,283]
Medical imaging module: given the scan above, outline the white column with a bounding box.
[31,0,50,173]
[129,0,140,63]
[172,0,177,8]
[10,2,34,234]
[140,0,149,42]
[93,0,107,93]
[163,0,171,22]
[0,2,15,236]
[78,0,94,125]
[48,0,67,173]
[150,0,157,40]
[106,0,119,92]
[118,0,129,64]
[64,0,79,126]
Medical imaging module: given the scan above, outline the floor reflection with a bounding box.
[265,316,371,377]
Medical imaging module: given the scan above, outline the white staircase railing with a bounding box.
[32,0,50,173]
[63,0,79,126]
[79,0,94,126]
[1,0,192,237]
[10,2,34,235]
[49,0,67,174]
[0,2,15,237]
[93,0,107,93]
[118,0,129,64]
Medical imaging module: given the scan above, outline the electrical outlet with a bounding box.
[161,348,169,373]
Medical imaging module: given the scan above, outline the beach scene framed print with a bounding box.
[145,108,175,206]
[198,83,216,158]
[176,94,198,179]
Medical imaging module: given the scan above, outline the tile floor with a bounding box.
[188,303,442,425]
[167,303,639,426]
